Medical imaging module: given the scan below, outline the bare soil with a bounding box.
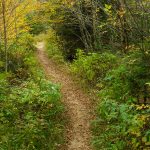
[36,42,94,150]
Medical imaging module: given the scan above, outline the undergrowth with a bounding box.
[71,49,150,149]
[0,34,65,150]
[45,29,65,64]
[70,49,118,88]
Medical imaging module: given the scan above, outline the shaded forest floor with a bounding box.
[36,42,94,150]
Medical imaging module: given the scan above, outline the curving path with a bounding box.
[36,42,93,150]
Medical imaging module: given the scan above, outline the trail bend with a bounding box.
[36,42,93,150]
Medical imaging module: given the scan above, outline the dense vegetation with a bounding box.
[0,1,64,149]
[32,0,150,149]
[0,0,150,150]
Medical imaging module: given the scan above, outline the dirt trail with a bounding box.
[36,42,93,150]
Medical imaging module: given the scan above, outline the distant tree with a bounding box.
[0,0,36,72]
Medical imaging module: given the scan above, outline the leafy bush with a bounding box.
[0,33,35,73]
[0,79,64,150]
[71,49,118,87]
[100,51,150,103]
[0,74,9,101]
[92,99,150,150]
[45,29,64,64]
[92,50,150,150]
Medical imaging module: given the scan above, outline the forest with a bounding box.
[0,0,150,150]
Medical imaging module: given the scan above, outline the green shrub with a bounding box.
[45,29,64,64]
[92,50,150,150]
[0,33,36,73]
[0,74,9,101]
[0,79,64,150]
[100,50,150,103]
[71,49,118,87]
[92,99,150,150]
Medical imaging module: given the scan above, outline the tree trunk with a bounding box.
[2,0,8,72]
[119,0,129,53]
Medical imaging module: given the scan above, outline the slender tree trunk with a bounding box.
[2,0,8,72]
[119,0,129,53]
[91,0,97,48]
[14,8,18,41]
